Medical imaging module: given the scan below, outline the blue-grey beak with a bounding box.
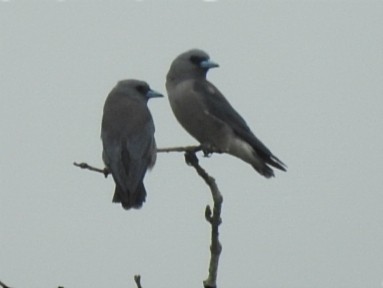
[146,89,164,99]
[200,59,219,69]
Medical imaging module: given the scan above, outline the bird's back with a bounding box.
[101,83,157,209]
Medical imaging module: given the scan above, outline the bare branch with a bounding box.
[184,151,223,288]
[157,145,223,157]
[73,162,109,177]
[134,275,142,288]
[73,144,218,176]
[157,145,202,153]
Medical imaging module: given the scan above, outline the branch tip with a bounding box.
[134,275,142,288]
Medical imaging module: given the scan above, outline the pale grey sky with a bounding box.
[1,1,382,288]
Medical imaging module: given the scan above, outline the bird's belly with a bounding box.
[226,136,258,165]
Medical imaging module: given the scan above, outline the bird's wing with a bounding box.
[121,119,155,192]
[193,80,271,155]
[193,80,286,170]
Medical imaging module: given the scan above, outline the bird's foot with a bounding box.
[103,168,110,178]
[201,143,222,157]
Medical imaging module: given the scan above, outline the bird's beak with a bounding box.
[146,89,164,99]
[200,59,219,69]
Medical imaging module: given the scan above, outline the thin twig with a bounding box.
[73,162,109,177]
[184,151,223,288]
[134,275,142,288]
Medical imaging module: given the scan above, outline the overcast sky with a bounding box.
[1,1,382,288]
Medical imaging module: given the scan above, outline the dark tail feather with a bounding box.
[112,182,147,210]
[130,182,147,209]
[266,155,287,172]
[252,154,287,178]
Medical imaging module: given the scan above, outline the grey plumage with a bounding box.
[166,49,286,178]
[101,79,163,209]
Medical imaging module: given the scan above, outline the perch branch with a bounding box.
[73,145,220,176]
[184,151,223,288]
[157,145,222,157]
[157,145,202,153]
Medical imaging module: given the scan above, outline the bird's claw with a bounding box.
[103,168,110,178]
[201,144,224,157]
[201,144,216,157]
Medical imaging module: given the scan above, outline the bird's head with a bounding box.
[167,49,219,82]
[116,80,163,102]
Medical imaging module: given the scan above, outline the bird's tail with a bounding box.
[252,154,287,178]
[252,163,275,178]
[266,155,287,172]
[112,182,147,210]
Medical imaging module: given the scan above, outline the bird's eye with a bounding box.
[190,55,205,65]
[136,85,147,94]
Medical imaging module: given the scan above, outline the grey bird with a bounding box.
[166,49,286,178]
[101,79,163,209]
